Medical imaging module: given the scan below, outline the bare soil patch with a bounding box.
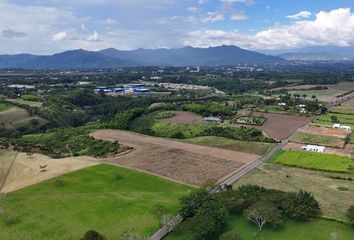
[298,125,350,139]
[253,112,312,140]
[342,97,354,108]
[1,152,98,193]
[160,111,204,125]
[91,130,260,186]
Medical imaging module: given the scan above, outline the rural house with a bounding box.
[301,145,326,153]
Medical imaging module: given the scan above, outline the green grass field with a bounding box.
[10,99,42,107]
[222,215,354,240]
[184,136,276,155]
[167,215,353,240]
[235,163,354,219]
[0,164,193,240]
[314,113,354,127]
[0,102,13,112]
[330,106,354,115]
[273,150,353,173]
[291,132,345,148]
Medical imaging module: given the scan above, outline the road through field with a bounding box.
[91,130,260,186]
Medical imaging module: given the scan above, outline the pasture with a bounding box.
[0,164,193,240]
[314,113,354,127]
[235,163,354,219]
[160,111,203,125]
[291,132,346,148]
[273,150,353,173]
[6,98,42,107]
[0,107,46,129]
[330,105,354,115]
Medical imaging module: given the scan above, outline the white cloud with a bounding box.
[201,12,224,23]
[286,11,312,20]
[184,8,354,50]
[52,31,67,41]
[230,11,248,20]
[85,31,100,42]
[100,18,119,25]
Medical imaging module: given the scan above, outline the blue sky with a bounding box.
[1,0,354,54]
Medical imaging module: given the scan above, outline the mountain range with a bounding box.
[0,45,284,69]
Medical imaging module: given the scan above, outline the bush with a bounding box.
[82,230,105,240]
[346,205,354,222]
[220,231,242,240]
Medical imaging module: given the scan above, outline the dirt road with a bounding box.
[91,130,260,186]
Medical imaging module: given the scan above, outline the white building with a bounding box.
[301,145,326,153]
[278,102,287,106]
[333,124,352,131]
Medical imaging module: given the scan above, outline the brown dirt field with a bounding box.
[298,125,350,139]
[282,142,352,157]
[91,130,261,186]
[253,112,312,140]
[161,111,204,125]
[342,97,354,107]
[1,152,98,193]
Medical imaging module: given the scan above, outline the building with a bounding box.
[94,86,109,92]
[112,88,125,94]
[204,117,222,123]
[8,84,35,90]
[301,145,326,153]
[278,102,287,106]
[122,84,146,88]
[333,124,352,131]
[133,88,151,94]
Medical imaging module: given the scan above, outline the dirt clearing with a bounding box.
[91,130,260,186]
[298,125,350,139]
[1,151,98,193]
[253,112,312,140]
[283,142,352,157]
[161,111,203,125]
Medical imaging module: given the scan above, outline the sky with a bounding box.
[1,0,354,54]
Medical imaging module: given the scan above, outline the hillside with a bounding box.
[0,45,284,69]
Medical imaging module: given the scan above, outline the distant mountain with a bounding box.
[99,45,284,66]
[0,45,284,69]
[271,46,354,61]
[0,49,131,69]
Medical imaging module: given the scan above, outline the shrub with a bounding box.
[82,230,105,240]
[284,191,320,221]
[346,205,354,222]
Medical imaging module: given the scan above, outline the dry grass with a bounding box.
[0,107,45,129]
[1,151,98,193]
[234,163,354,219]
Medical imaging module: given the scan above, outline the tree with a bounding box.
[179,189,209,218]
[346,205,354,223]
[237,185,266,208]
[311,95,317,101]
[284,191,320,221]
[331,115,339,123]
[220,231,242,240]
[302,94,307,100]
[245,201,283,235]
[82,230,105,240]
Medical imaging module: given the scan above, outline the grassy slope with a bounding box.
[274,150,353,173]
[314,113,354,127]
[0,103,13,112]
[0,150,17,190]
[291,132,345,148]
[11,99,42,107]
[184,136,275,155]
[0,164,193,240]
[330,106,354,115]
[0,107,46,129]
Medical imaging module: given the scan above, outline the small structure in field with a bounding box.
[204,117,221,123]
[301,145,326,153]
[278,102,287,106]
[332,124,352,131]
